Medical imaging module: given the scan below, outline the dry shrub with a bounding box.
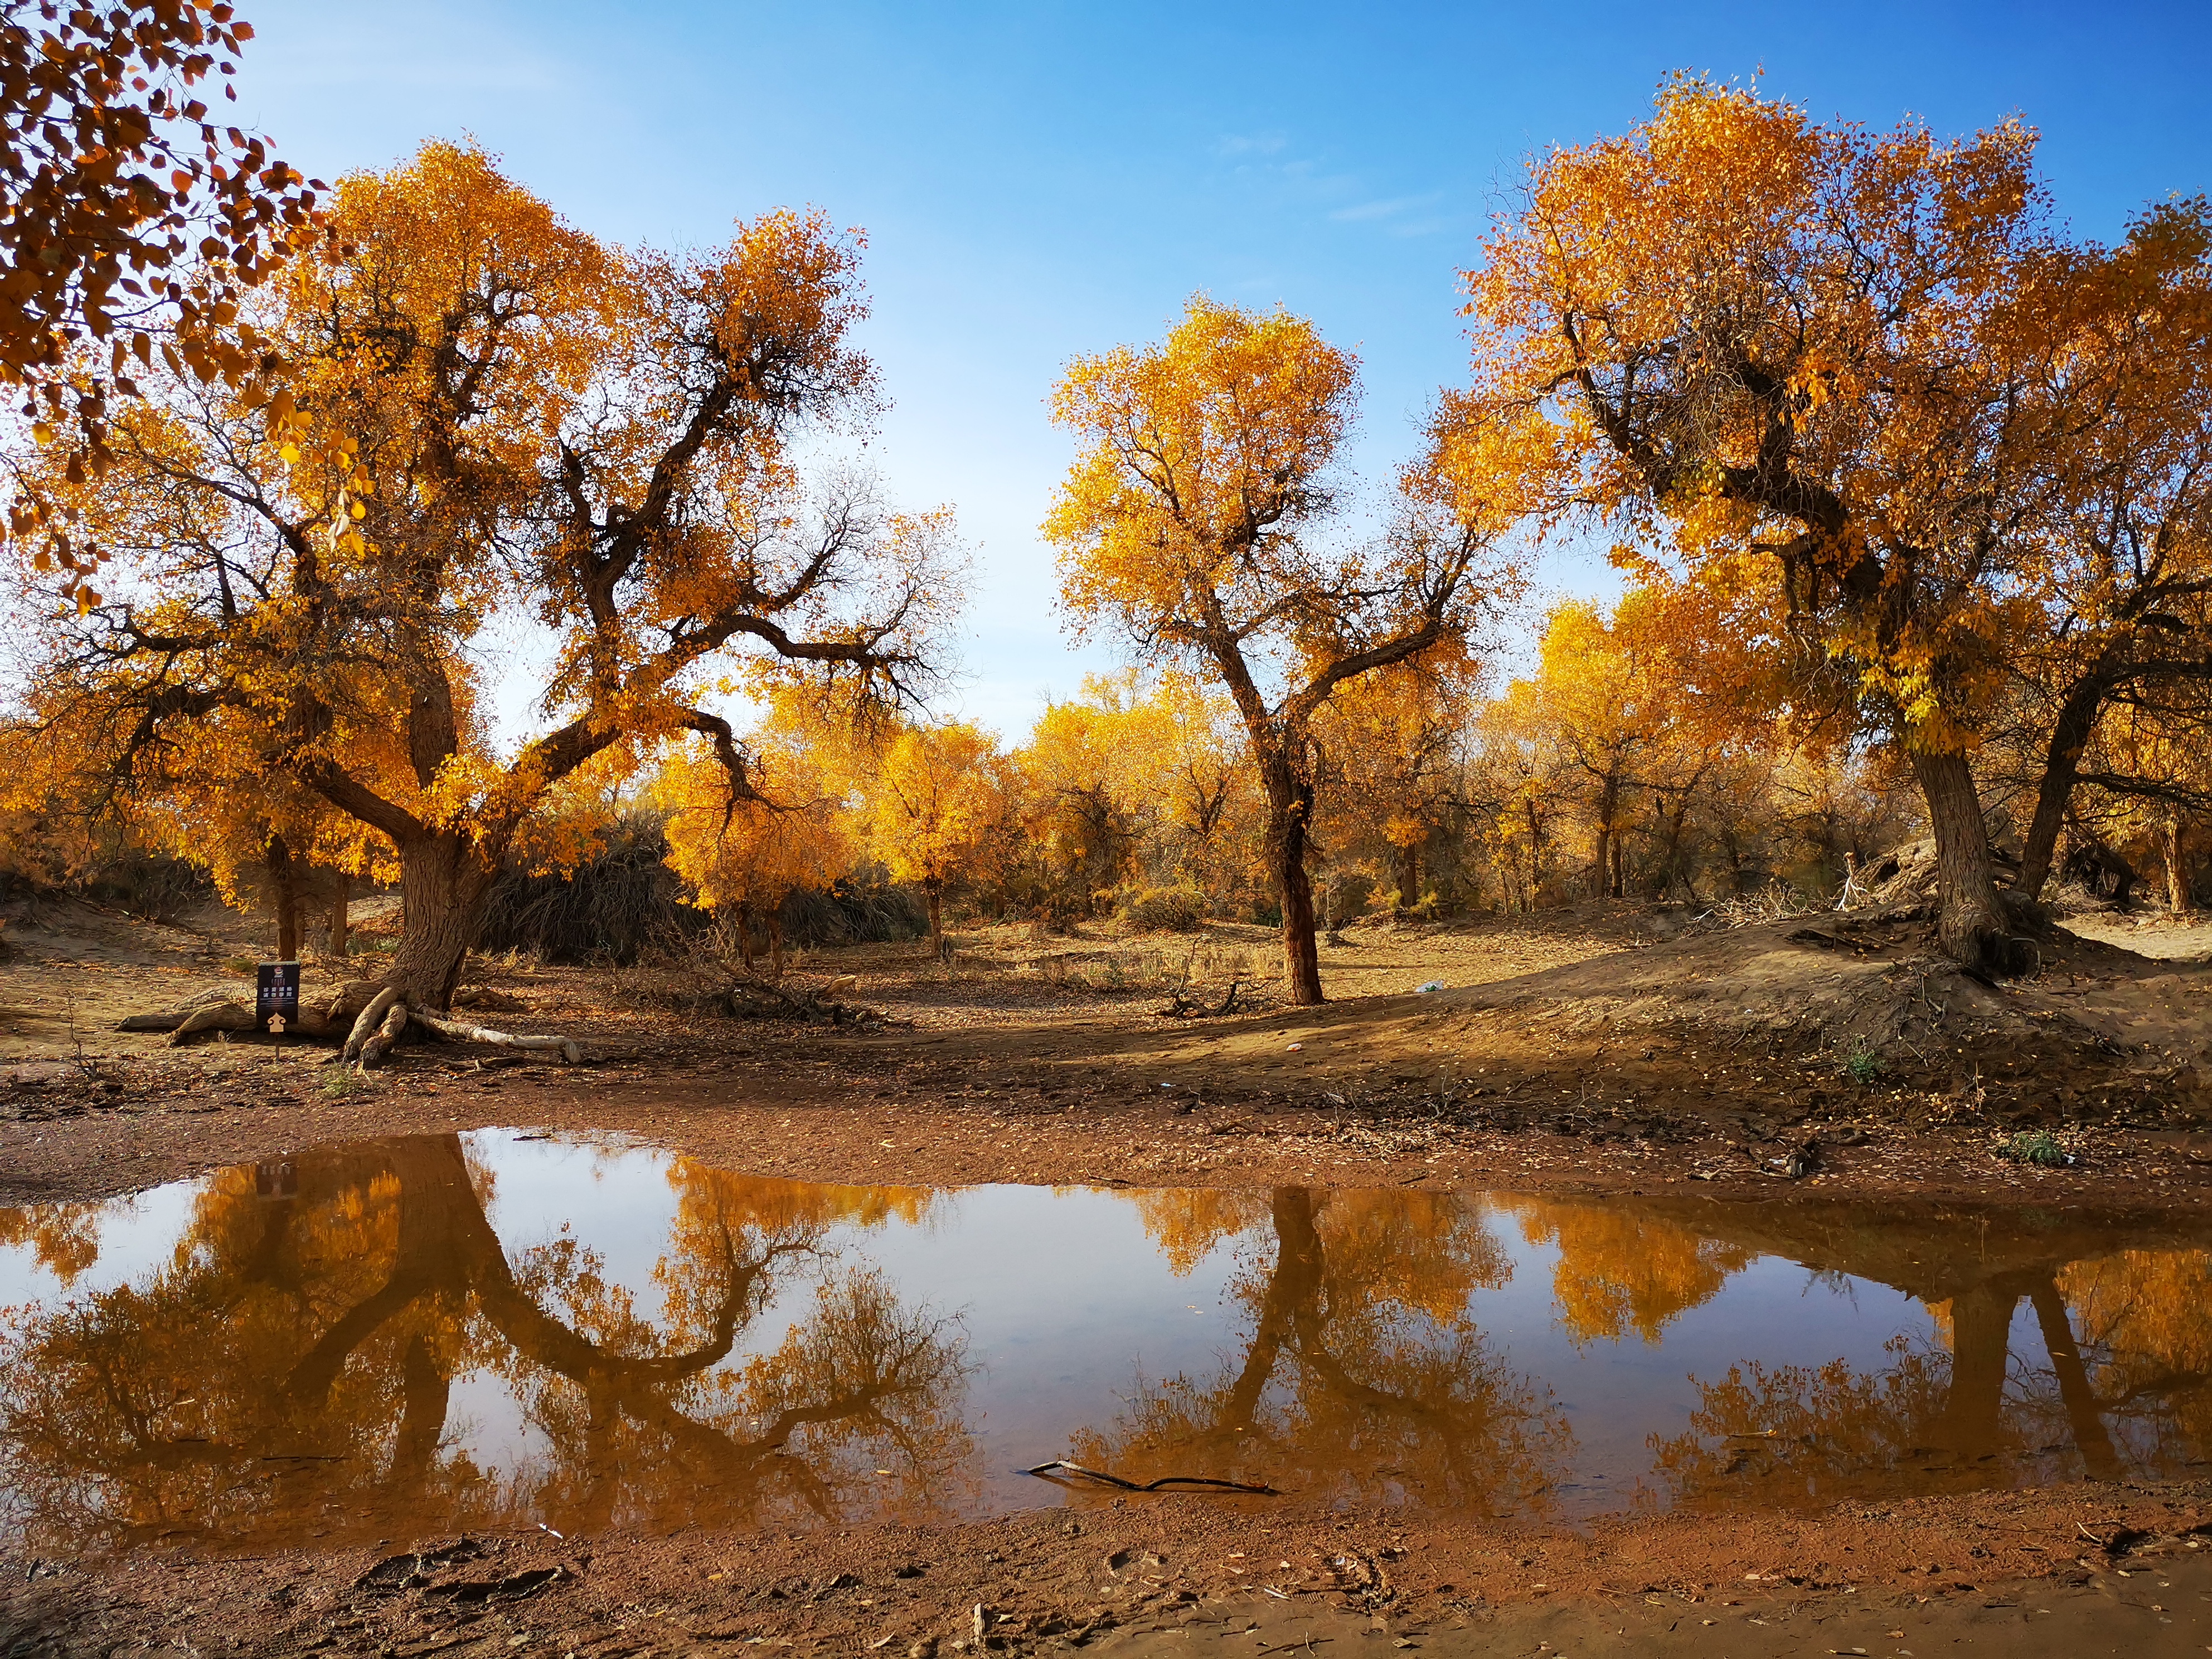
[1118,885,1206,933]
[479,813,699,966]
[778,876,928,946]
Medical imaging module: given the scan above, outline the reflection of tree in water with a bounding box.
[0,1137,973,1550]
[1070,1188,1572,1513]
[0,1198,109,1285]
[1499,1198,1755,1345]
[1652,1249,2212,1509]
[2047,1250,2212,1472]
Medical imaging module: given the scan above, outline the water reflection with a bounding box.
[1074,1189,1570,1513]
[4,1136,2212,1554]
[1635,1207,2212,1508]
[0,1136,973,1550]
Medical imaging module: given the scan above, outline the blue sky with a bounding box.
[230,0,2212,742]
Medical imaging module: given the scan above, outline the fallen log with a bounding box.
[1154,978,1242,1019]
[722,977,870,1025]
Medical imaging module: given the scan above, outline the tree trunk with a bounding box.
[1908,746,2019,975]
[327,887,350,959]
[1592,819,1612,902]
[1262,759,1324,1006]
[1394,841,1420,911]
[1936,1283,2017,1462]
[1524,797,1544,907]
[2028,1279,2119,1479]
[768,908,787,980]
[924,880,944,959]
[2016,672,2108,900]
[266,833,302,961]
[2168,814,2192,914]
[386,831,499,1011]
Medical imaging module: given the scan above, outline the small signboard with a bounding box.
[256,960,302,1034]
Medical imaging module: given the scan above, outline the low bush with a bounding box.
[1997,1129,2072,1167]
[1118,885,1206,933]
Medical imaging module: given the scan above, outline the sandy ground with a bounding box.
[7,887,2212,1654]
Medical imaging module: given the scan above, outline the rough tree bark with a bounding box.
[2168,816,2194,914]
[1259,752,1324,1006]
[327,887,349,959]
[265,833,302,962]
[386,830,500,1012]
[2016,672,2109,900]
[1908,747,2021,976]
[1394,841,1420,912]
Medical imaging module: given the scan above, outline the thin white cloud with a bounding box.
[1330,191,1446,224]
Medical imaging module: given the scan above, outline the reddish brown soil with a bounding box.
[8,1476,2212,1656]
[11,1047,2212,1213]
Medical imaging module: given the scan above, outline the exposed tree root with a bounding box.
[124,979,586,1073]
[340,987,403,1064]
[356,1001,409,1069]
[409,1008,583,1065]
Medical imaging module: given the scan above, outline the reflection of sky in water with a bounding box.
[0,1127,2198,1537]
[0,1176,205,1306]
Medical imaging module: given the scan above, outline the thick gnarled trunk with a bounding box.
[1394,840,1420,911]
[1908,746,2021,976]
[387,830,500,1011]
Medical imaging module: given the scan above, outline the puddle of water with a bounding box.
[4,1128,2211,1554]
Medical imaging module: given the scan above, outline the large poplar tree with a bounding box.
[11,142,957,1059]
[1046,298,1505,1005]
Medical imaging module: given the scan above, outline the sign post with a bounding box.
[256,961,301,1036]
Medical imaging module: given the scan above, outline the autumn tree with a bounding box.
[1,0,329,600]
[1995,200,2212,900]
[1046,297,1505,1003]
[2054,691,2212,911]
[657,694,858,977]
[1458,76,2116,972]
[1460,675,1563,912]
[1011,677,1160,923]
[857,720,1008,956]
[8,142,958,1061]
[1314,658,1476,913]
